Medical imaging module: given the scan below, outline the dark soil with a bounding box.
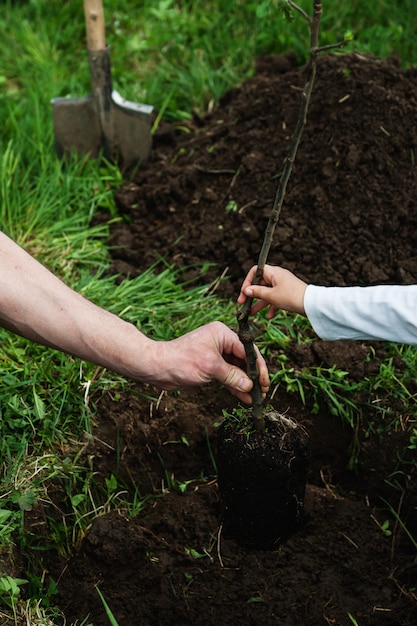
[48,53,417,625]
[217,412,309,549]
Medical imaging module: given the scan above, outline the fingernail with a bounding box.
[245,287,253,297]
[238,378,251,392]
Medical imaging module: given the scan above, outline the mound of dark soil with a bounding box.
[108,52,417,295]
[49,53,417,625]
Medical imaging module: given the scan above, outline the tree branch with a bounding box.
[237,0,323,431]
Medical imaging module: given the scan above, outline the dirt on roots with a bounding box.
[41,52,417,625]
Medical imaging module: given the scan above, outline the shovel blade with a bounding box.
[52,95,101,159]
[51,90,153,168]
[112,90,153,167]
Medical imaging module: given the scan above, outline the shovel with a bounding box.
[51,0,153,169]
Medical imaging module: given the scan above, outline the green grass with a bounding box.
[0,1,416,623]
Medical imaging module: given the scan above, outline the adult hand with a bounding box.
[0,232,269,403]
[152,321,269,404]
[238,264,307,318]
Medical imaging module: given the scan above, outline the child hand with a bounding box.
[238,265,308,318]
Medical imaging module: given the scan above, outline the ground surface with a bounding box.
[50,53,417,625]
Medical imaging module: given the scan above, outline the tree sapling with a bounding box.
[218,0,352,549]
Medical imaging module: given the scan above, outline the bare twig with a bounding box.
[288,0,312,24]
[237,0,327,430]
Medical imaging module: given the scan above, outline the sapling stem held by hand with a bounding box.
[237,0,351,431]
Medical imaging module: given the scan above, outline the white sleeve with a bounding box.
[303,284,417,344]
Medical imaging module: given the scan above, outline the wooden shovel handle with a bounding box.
[83,0,106,51]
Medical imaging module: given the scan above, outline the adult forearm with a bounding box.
[0,232,268,403]
[0,231,157,379]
